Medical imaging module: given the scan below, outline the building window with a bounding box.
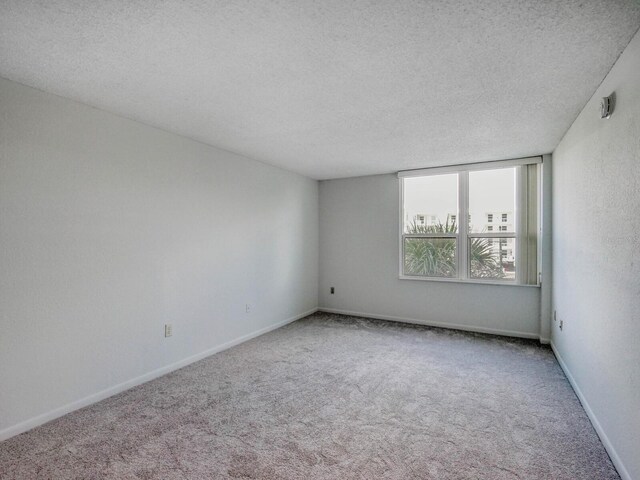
[399,158,541,284]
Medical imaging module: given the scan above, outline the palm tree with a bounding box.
[404,219,457,276]
[404,219,503,278]
[469,237,504,279]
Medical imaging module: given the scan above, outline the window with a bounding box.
[401,173,458,278]
[399,157,541,285]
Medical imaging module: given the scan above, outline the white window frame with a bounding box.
[398,156,542,286]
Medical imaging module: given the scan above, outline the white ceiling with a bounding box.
[1,1,639,179]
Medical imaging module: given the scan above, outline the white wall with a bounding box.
[319,174,542,338]
[551,30,640,480]
[0,77,318,438]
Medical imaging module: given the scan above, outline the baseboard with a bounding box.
[0,308,317,442]
[318,307,541,340]
[539,336,550,345]
[550,341,630,480]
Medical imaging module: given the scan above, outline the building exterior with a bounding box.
[481,211,514,265]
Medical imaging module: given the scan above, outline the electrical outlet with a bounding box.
[330,287,335,294]
[559,320,563,331]
[245,304,251,314]
[164,324,173,337]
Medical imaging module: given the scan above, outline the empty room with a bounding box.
[1,1,639,479]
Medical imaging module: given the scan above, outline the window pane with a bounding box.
[469,237,516,280]
[468,168,516,233]
[404,237,457,277]
[403,174,458,234]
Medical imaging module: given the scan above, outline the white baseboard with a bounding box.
[550,341,630,480]
[0,308,317,442]
[319,307,541,340]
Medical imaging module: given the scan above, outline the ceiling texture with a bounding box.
[1,1,640,179]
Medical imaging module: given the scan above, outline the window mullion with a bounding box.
[403,233,458,238]
[458,171,469,280]
[468,232,516,239]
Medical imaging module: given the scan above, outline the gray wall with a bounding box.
[319,174,542,338]
[551,30,640,480]
[0,77,319,438]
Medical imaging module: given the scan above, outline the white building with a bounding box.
[481,211,515,266]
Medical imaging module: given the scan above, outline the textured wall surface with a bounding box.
[0,77,319,437]
[1,1,639,178]
[319,174,541,337]
[552,29,640,480]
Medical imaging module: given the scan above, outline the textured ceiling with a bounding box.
[1,1,640,179]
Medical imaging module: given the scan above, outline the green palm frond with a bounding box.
[404,220,504,278]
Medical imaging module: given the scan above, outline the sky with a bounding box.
[404,167,516,233]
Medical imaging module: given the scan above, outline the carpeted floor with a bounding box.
[0,312,619,479]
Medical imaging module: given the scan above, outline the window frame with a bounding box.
[398,156,541,287]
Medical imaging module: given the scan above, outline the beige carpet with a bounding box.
[0,313,619,479]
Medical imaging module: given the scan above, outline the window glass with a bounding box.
[468,168,516,233]
[469,238,516,280]
[403,174,458,234]
[404,238,457,277]
[400,159,539,285]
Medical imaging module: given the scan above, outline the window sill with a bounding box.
[398,275,541,288]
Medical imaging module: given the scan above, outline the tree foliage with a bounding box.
[403,220,504,278]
